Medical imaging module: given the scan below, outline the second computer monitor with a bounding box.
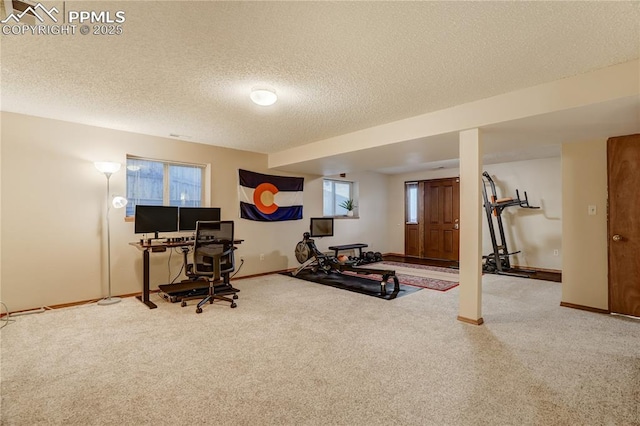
[179,207,221,231]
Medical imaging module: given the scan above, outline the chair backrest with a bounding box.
[193,221,235,278]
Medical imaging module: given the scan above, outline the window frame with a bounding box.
[405,181,419,224]
[125,155,209,219]
[323,178,357,218]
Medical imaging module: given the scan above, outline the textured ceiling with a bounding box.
[2,1,639,157]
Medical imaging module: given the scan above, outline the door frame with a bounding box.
[404,177,460,261]
[607,134,640,317]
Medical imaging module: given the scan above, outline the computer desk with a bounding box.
[129,239,243,309]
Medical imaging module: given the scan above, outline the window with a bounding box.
[323,179,354,216]
[405,182,418,223]
[126,156,206,217]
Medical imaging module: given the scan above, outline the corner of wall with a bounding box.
[561,140,608,310]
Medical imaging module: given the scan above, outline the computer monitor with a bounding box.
[179,207,221,231]
[310,217,334,237]
[134,205,179,238]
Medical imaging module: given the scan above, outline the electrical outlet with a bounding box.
[259,253,265,261]
[240,257,244,263]
[553,249,559,256]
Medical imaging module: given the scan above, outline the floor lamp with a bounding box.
[95,161,127,306]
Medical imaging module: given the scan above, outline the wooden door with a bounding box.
[608,134,640,317]
[424,178,460,261]
[405,224,420,256]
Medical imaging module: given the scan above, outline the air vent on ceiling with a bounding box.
[169,133,192,139]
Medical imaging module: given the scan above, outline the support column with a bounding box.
[458,128,484,325]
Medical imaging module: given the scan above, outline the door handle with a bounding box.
[454,218,459,230]
[612,234,622,242]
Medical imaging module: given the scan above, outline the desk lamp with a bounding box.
[95,161,128,306]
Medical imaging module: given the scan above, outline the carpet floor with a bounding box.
[1,273,638,425]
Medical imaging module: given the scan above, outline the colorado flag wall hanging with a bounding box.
[238,169,304,221]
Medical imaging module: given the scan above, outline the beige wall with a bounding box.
[0,110,613,313]
[0,112,390,312]
[561,140,608,310]
[306,171,390,256]
[386,156,562,270]
[480,158,562,269]
[0,112,259,311]
[384,142,611,312]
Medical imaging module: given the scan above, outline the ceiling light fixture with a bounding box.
[250,88,277,106]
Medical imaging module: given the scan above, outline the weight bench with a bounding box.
[328,243,368,258]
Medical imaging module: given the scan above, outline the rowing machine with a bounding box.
[293,232,399,296]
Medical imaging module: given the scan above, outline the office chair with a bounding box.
[180,220,238,313]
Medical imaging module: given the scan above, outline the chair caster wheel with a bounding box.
[181,301,186,307]
[196,307,202,314]
[233,294,238,300]
[230,302,237,308]
[209,299,214,304]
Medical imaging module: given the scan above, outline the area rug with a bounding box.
[350,261,459,292]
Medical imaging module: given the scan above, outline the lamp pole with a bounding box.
[95,162,123,306]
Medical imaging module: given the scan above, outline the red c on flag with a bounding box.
[253,182,279,214]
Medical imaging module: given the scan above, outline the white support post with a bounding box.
[458,128,484,325]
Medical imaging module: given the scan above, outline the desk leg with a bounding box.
[135,248,157,309]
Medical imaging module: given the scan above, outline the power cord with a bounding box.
[170,246,191,284]
[167,247,173,283]
[171,263,186,284]
[230,258,244,278]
